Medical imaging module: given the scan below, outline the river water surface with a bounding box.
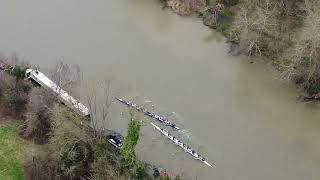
[1,0,320,179]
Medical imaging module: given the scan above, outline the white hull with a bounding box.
[151,123,213,168]
[25,69,90,118]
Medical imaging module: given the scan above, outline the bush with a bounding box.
[0,73,31,116]
[120,119,146,179]
[22,88,56,143]
[92,137,108,159]
[2,85,29,113]
[25,106,51,144]
[22,146,61,180]
[48,105,93,179]
[219,0,239,6]
[23,104,95,180]
[58,138,93,178]
[91,156,125,180]
[202,3,235,35]
[281,1,320,93]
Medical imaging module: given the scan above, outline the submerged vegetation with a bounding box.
[163,0,320,96]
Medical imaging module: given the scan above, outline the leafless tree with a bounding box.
[86,79,114,137]
[232,1,279,56]
[49,61,82,98]
[281,0,320,90]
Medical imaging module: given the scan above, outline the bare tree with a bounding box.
[49,61,82,98]
[86,79,114,137]
[101,79,113,129]
[281,0,320,91]
[232,0,279,56]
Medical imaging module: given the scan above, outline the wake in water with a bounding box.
[179,129,192,139]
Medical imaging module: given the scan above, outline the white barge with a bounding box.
[25,69,90,119]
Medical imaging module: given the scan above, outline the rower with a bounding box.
[146,112,153,117]
[183,143,186,147]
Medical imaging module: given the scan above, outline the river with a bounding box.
[1,0,320,179]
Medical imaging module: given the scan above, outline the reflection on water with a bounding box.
[0,0,319,179]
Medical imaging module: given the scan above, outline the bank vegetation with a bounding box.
[162,0,320,96]
[0,58,177,179]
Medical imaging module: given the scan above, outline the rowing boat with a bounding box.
[151,122,213,168]
[115,97,180,130]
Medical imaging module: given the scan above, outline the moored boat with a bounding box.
[115,97,180,130]
[25,69,90,120]
[151,122,213,168]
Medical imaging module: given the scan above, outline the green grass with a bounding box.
[0,122,24,180]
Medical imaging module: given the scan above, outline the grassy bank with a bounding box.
[0,122,24,180]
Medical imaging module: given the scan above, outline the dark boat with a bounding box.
[115,97,180,130]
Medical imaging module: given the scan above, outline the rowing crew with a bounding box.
[145,111,178,130]
[151,123,213,168]
[116,97,180,130]
[165,128,205,161]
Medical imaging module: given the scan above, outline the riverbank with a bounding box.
[162,0,320,97]
[0,60,180,179]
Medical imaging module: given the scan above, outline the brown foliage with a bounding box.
[281,1,320,93]
[21,88,56,144]
[0,73,31,118]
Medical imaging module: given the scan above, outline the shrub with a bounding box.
[49,105,93,179]
[202,3,235,35]
[0,72,31,116]
[280,1,320,94]
[91,156,125,180]
[120,119,146,179]
[2,85,29,113]
[92,137,108,159]
[219,0,239,6]
[58,138,93,178]
[22,146,61,180]
[22,88,55,143]
[24,106,51,144]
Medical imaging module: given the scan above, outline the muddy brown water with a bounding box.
[1,0,320,179]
